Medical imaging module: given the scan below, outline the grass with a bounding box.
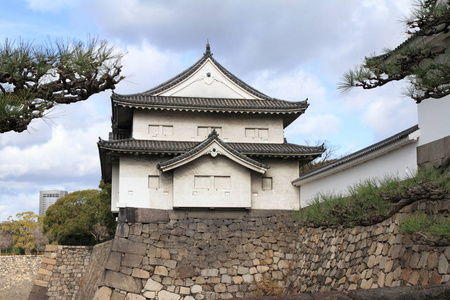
[297,168,450,229]
[400,212,450,238]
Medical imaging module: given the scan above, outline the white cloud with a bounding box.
[286,114,341,143]
[115,41,185,94]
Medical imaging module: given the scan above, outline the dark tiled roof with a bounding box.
[293,125,419,183]
[141,44,273,100]
[157,130,269,171]
[98,138,324,158]
[111,94,308,114]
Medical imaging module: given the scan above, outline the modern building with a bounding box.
[98,43,324,213]
[39,190,68,216]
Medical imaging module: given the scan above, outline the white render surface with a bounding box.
[116,156,173,210]
[297,140,418,208]
[158,59,260,99]
[417,96,450,146]
[251,158,301,210]
[173,155,251,208]
[132,110,284,143]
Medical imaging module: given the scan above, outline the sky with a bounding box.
[0,0,419,221]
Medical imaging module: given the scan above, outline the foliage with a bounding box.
[400,211,450,238]
[0,211,39,253]
[300,140,341,174]
[339,0,450,102]
[297,168,450,228]
[42,182,116,245]
[0,37,124,133]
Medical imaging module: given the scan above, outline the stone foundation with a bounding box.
[94,197,450,299]
[417,135,450,169]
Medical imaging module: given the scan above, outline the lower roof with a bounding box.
[98,138,324,182]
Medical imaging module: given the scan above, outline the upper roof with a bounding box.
[292,125,420,185]
[111,43,308,129]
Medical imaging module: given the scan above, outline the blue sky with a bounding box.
[0,0,418,221]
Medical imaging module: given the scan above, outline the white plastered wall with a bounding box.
[173,155,251,208]
[132,110,284,143]
[298,142,418,208]
[417,96,450,146]
[251,158,301,210]
[117,156,173,210]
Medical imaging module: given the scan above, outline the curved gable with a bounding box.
[158,131,269,174]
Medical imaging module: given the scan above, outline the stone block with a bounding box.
[111,291,126,300]
[45,244,59,252]
[41,257,57,265]
[158,290,181,300]
[116,223,130,238]
[103,270,142,294]
[164,259,177,269]
[191,284,203,293]
[155,266,169,276]
[132,268,150,279]
[106,251,122,271]
[119,207,170,223]
[178,264,195,278]
[112,237,147,256]
[438,254,449,274]
[144,278,163,291]
[126,293,146,300]
[122,253,143,268]
[201,268,219,277]
[93,286,112,300]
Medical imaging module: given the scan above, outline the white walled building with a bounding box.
[293,126,420,207]
[39,190,68,216]
[98,44,323,213]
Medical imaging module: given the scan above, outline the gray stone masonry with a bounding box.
[93,196,449,299]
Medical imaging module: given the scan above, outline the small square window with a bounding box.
[262,177,272,190]
[162,125,173,136]
[148,175,160,189]
[149,125,159,137]
[259,128,269,138]
[214,176,231,189]
[245,128,255,137]
[197,126,208,137]
[195,176,211,189]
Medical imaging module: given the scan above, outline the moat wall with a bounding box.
[0,255,42,300]
[92,196,449,300]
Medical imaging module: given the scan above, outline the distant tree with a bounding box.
[32,227,48,253]
[0,37,124,133]
[42,182,116,245]
[300,140,342,174]
[1,211,38,254]
[0,231,12,254]
[339,0,450,103]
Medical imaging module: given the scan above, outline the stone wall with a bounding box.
[94,197,450,300]
[0,255,42,300]
[76,240,113,300]
[417,135,450,169]
[29,245,93,300]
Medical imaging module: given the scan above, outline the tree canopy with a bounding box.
[42,182,116,245]
[0,37,124,133]
[339,0,450,103]
[0,211,42,254]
